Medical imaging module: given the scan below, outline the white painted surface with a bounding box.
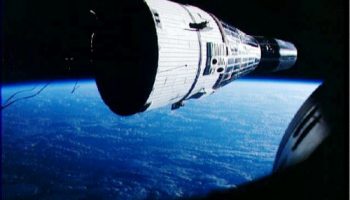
[144,0,262,110]
[145,0,200,109]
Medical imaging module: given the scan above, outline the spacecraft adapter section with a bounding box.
[254,37,298,73]
[93,1,159,116]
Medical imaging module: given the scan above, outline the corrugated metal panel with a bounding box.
[145,0,200,109]
[183,6,223,98]
[144,0,262,111]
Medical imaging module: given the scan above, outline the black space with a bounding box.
[2,0,349,83]
[1,0,349,199]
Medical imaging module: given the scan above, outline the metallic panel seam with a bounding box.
[177,5,203,103]
[209,13,228,45]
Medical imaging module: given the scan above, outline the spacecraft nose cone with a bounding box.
[254,37,298,73]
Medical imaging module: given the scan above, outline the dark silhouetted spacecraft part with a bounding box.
[273,84,330,171]
[199,80,346,200]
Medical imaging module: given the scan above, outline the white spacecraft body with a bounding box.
[144,0,261,110]
[93,0,297,116]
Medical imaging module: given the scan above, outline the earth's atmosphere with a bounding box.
[2,79,320,199]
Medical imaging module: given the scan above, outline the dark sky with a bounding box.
[2,0,348,83]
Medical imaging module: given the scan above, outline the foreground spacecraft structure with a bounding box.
[93,0,297,116]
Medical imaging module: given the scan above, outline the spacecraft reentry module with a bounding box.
[92,0,297,116]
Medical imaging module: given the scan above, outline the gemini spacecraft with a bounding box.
[92,0,298,116]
